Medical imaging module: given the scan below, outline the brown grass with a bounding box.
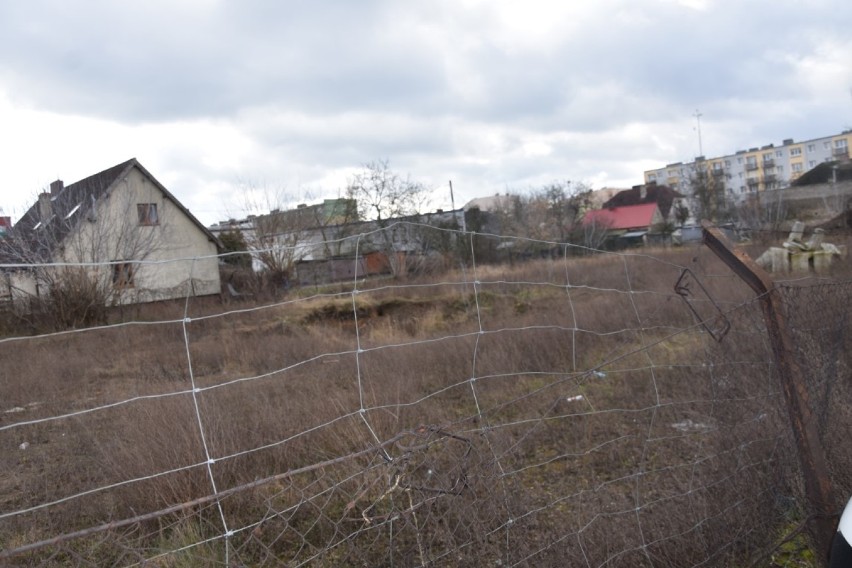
[1,243,851,566]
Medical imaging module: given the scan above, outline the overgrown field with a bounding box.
[2,242,851,567]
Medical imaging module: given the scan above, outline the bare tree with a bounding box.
[488,182,599,256]
[537,181,596,244]
[346,160,430,277]
[578,215,612,251]
[309,196,359,259]
[232,182,360,292]
[686,162,729,222]
[239,183,299,285]
[1,184,162,329]
[346,159,429,223]
[240,186,314,284]
[733,190,788,240]
[251,208,316,288]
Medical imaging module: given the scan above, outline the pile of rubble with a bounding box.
[755,221,845,273]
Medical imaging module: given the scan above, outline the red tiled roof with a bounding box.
[583,203,659,230]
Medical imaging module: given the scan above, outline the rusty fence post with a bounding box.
[700,221,836,562]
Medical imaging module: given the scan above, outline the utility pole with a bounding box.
[693,109,704,157]
[449,180,466,232]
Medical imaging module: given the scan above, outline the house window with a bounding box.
[790,147,802,156]
[776,150,783,158]
[137,203,159,226]
[825,141,832,149]
[809,160,816,168]
[792,163,803,172]
[113,262,135,288]
[807,144,815,152]
[836,139,849,149]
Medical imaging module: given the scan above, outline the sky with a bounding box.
[1,0,851,226]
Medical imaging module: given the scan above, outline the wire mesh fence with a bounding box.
[1,224,850,566]
[779,281,852,524]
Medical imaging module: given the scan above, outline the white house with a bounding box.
[1,158,221,306]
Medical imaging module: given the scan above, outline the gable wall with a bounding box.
[58,166,220,304]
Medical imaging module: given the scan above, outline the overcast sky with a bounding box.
[1,0,851,225]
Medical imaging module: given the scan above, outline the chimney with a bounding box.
[50,180,64,196]
[38,193,52,221]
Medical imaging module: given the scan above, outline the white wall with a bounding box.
[58,166,220,304]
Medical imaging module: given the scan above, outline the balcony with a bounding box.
[711,168,725,177]
[762,158,775,168]
[745,162,759,171]
[762,174,777,184]
[833,147,849,159]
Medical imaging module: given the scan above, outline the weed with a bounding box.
[2,246,851,565]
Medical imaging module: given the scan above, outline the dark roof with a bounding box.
[791,159,852,186]
[601,184,684,219]
[12,158,221,259]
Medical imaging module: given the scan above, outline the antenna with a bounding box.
[693,109,704,157]
[449,180,467,232]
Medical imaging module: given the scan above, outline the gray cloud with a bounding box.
[1,1,851,223]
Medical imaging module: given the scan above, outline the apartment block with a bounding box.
[644,129,851,200]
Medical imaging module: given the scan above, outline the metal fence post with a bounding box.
[701,221,836,562]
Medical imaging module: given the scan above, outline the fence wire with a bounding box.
[779,282,852,512]
[1,227,850,567]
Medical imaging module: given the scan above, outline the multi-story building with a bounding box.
[644,129,852,201]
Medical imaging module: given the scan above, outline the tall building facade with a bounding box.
[644,129,852,200]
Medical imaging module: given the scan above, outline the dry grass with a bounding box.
[1,242,851,566]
